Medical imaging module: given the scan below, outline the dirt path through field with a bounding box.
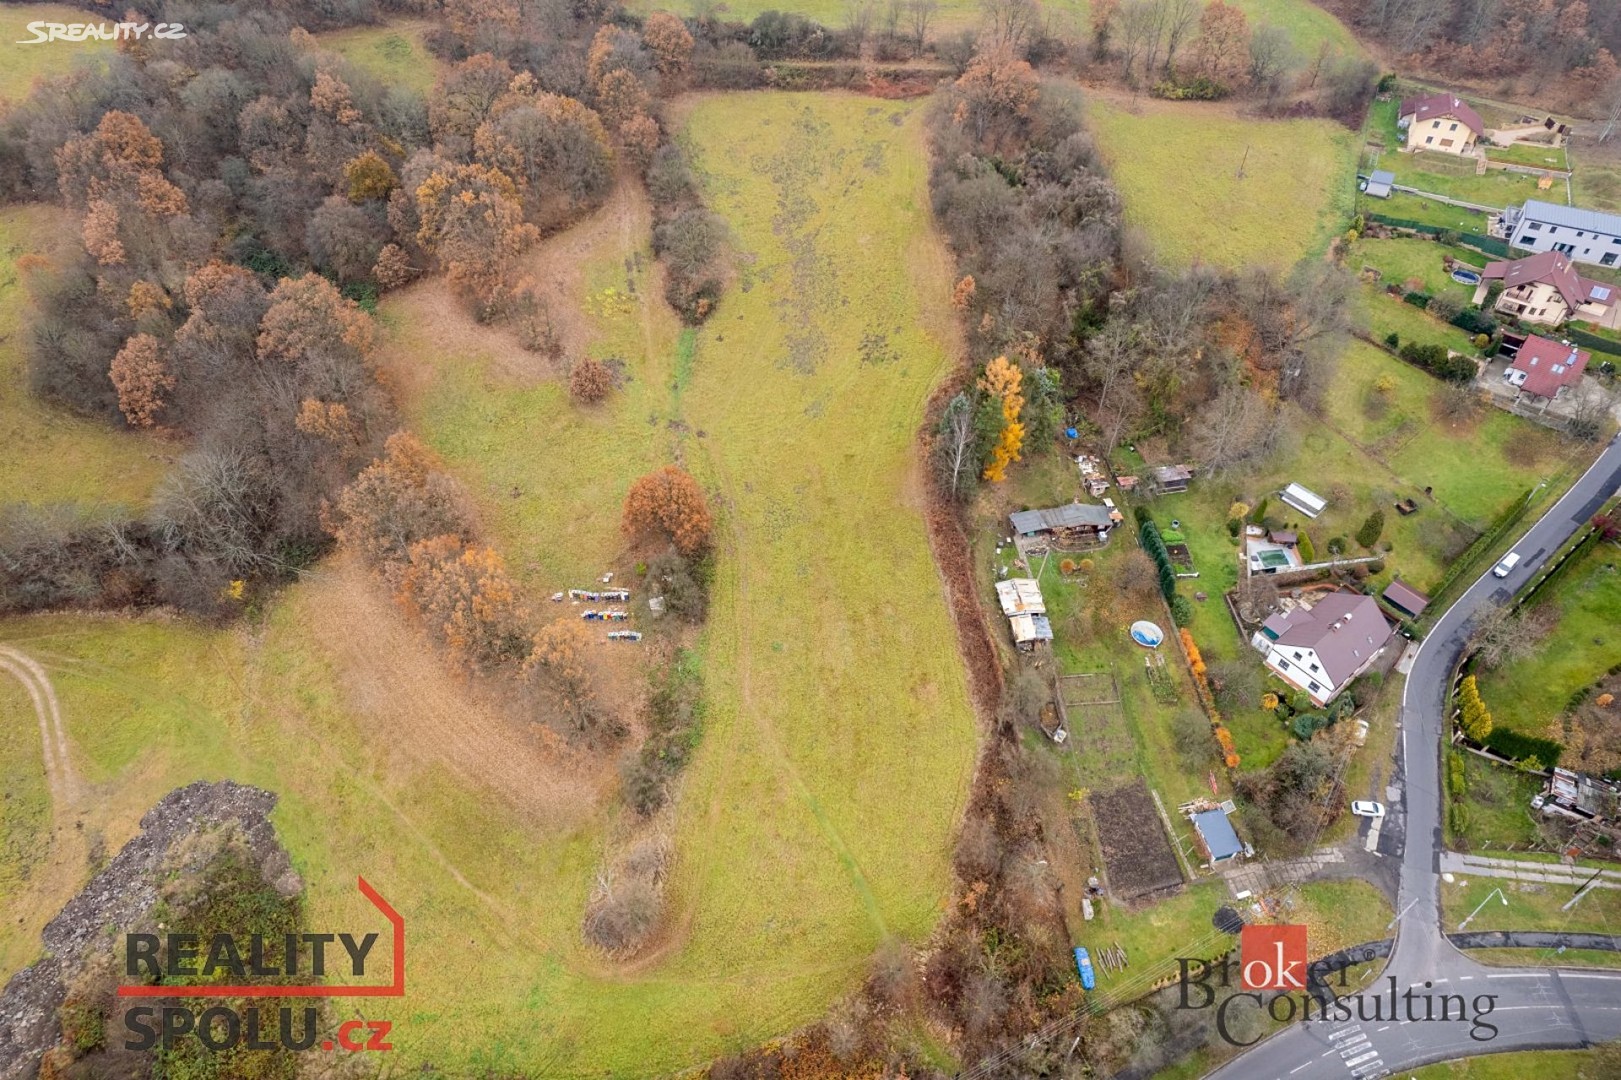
[0,644,78,809]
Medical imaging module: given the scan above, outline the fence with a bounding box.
[1364,213,1513,259]
[1565,326,1621,359]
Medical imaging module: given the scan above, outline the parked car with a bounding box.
[1351,801,1386,819]
[1493,552,1521,578]
[1073,946,1095,990]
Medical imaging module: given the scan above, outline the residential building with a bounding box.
[1252,592,1394,707]
[1398,93,1484,155]
[1501,334,1589,402]
[1476,249,1616,327]
[1504,200,1621,268]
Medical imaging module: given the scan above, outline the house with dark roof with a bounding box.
[1502,334,1589,402]
[1252,592,1394,707]
[1475,249,1615,327]
[1399,93,1484,155]
[1506,199,1621,269]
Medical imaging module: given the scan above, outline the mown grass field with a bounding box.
[1353,285,1480,356]
[0,4,113,106]
[674,92,978,1012]
[0,204,169,510]
[1479,537,1621,736]
[1441,873,1621,937]
[5,89,985,1074]
[1086,95,1358,269]
[1353,236,1481,304]
[1366,191,1495,238]
[1572,157,1621,213]
[317,19,442,96]
[0,673,50,928]
[1375,147,1553,207]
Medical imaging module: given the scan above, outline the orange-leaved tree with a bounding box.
[395,535,531,673]
[524,619,602,734]
[414,162,539,317]
[326,432,475,567]
[978,355,1024,482]
[622,465,712,556]
[109,333,174,428]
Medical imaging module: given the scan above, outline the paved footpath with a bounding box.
[1440,852,1621,890]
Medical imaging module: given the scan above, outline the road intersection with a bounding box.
[1208,435,1621,1080]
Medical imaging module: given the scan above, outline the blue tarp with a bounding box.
[1192,808,1243,862]
[1073,947,1095,989]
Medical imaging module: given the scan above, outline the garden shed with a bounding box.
[1381,579,1431,619]
[1191,808,1244,864]
[1009,613,1054,650]
[996,578,1046,616]
[1364,169,1394,199]
[1149,464,1195,494]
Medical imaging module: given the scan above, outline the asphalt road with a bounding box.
[1208,435,1621,1080]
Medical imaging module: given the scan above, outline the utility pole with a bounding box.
[1563,867,1605,912]
[1237,144,1250,179]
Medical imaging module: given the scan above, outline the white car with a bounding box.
[1351,801,1386,819]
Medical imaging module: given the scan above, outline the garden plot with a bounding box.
[1090,780,1185,903]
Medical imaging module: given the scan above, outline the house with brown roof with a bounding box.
[1399,93,1484,155]
[1380,579,1430,619]
[1475,249,1616,327]
[1250,592,1394,707]
[1502,334,1589,402]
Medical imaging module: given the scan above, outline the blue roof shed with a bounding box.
[1192,808,1243,863]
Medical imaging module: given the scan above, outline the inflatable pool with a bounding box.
[1451,268,1481,285]
[1130,620,1165,648]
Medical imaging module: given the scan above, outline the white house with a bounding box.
[1251,592,1393,707]
[1505,200,1621,269]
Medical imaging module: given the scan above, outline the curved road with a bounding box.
[1210,434,1621,1080]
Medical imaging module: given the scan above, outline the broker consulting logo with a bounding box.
[118,877,403,1054]
[1177,923,1499,1046]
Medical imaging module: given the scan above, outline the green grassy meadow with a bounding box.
[1442,873,1621,938]
[1366,191,1495,238]
[1375,147,1552,208]
[1086,96,1358,269]
[675,93,979,994]
[0,204,169,510]
[0,4,113,106]
[1479,538,1621,737]
[1353,237,1482,304]
[1485,143,1568,170]
[8,89,982,1074]
[1572,158,1621,214]
[317,20,442,96]
[0,672,50,923]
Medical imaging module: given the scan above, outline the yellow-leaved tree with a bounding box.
[979,355,1024,482]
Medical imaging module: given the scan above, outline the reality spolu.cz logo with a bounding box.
[15,21,188,44]
[1176,923,1500,1046]
[118,877,403,1054]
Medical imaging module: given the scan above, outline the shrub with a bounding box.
[1060,558,1077,574]
[1451,308,1495,336]
[569,357,613,403]
[1249,497,1268,524]
[622,465,713,556]
[1226,518,1242,537]
[1474,333,1490,350]
[1402,291,1432,309]
[1297,531,1316,563]
[1384,331,1400,349]
[1079,558,1094,572]
[1170,593,1194,626]
[1356,509,1385,549]
[1426,293,1464,322]
[1327,536,1347,555]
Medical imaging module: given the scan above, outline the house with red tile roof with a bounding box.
[1502,334,1589,402]
[1475,249,1616,327]
[1399,93,1484,155]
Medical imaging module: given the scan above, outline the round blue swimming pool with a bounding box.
[1130,620,1165,648]
[1451,268,1482,285]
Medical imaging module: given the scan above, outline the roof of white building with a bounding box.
[1517,199,1621,237]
